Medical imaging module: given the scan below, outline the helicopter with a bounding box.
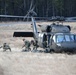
[13,16,76,53]
[12,6,76,53]
[0,1,76,53]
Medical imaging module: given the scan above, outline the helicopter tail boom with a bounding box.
[31,17,38,39]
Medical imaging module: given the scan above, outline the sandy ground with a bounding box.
[0,21,76,75]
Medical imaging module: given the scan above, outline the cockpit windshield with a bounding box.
[56,34,76,43]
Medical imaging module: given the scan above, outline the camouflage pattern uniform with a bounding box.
[31,40,44,53]
[22,39,31,51]
[31,40,39,50]
[0,43,11,52]
[43,41,47,48]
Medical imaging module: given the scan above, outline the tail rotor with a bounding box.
[23,0,37,21]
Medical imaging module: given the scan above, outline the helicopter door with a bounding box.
[50,35,57,50]
[38,33,47,48]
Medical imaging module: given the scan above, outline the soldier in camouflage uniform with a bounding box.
[31,40,44,53]
[22,39,31,52]
[0,43,11,52]
[31,40,39,50]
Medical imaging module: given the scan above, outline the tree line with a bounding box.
[0,0,76,17]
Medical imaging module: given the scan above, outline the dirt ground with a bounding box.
[0,21,76,75]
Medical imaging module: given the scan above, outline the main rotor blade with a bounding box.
[31,4,36,11]
[0,15,24,18]
[29,0,34,10]
[0,15,54,20]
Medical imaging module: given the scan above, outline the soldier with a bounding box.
[43,41,47,48]
[31,40,44,53]
[31,40,39,50]
[0,43,11,52]
[22,39,31,52]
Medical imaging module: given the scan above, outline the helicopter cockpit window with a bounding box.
[65,35,70,42]
[74,35,76,41]
[56,35,65,43]
[56,34,75,43]
[70,35,74,41]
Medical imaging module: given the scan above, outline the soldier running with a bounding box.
[0,43,11,52]
[22,39,31,52]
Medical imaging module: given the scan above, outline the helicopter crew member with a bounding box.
[0,43,11,52]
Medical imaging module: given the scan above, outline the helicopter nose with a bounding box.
[60,42,76,50]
